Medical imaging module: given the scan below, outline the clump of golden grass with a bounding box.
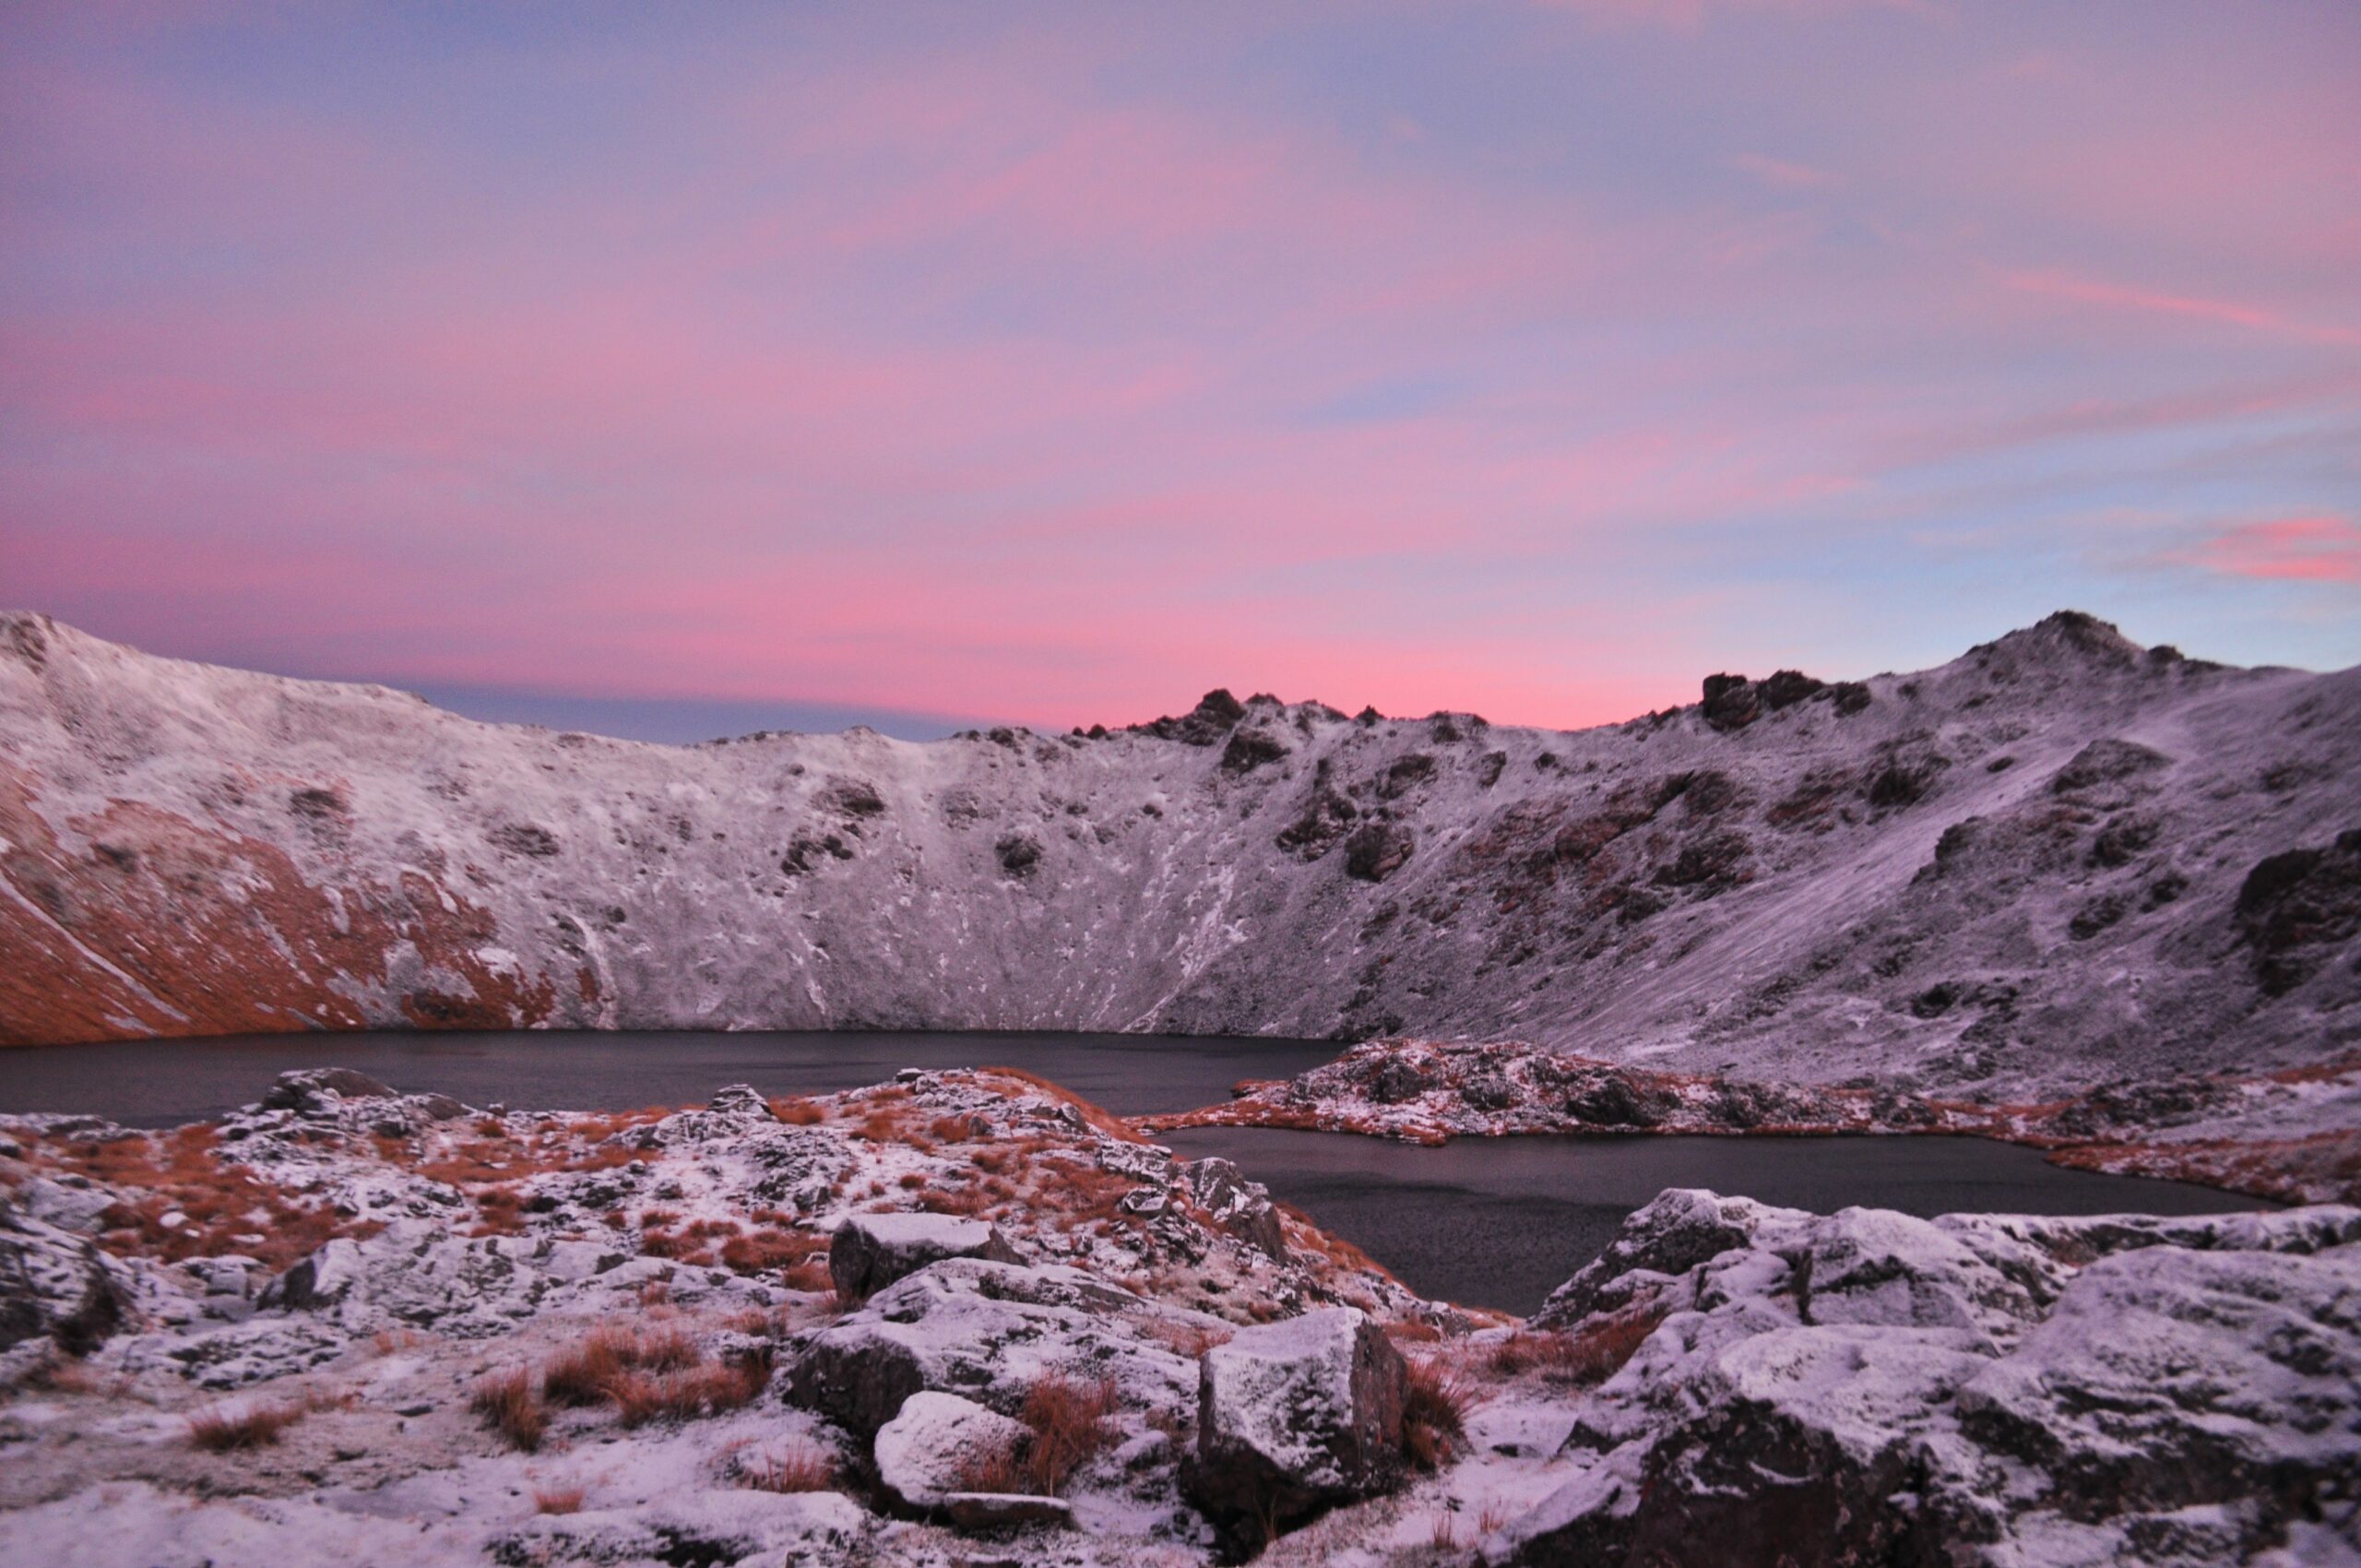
[533,1486,586,1515]
[470,1367,546,1452]
[1400,1357,1473,1469]
[1485,1308,1663,1387]
[607,1359,770,1428]
[735,1442,838,1493]
[1014,1372,1121,1494]
[541,1324,698,1408]
[188,1399,309,1451]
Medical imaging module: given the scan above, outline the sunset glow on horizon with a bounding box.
[3,1,2356,734]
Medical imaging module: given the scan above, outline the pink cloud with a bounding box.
[2175,517,2361,586]
[1733,153,1838,190]
[2005,269,2361,349]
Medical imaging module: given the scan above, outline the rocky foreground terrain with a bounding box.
[5,609,2357,1109]
[2,1070,2355,1568]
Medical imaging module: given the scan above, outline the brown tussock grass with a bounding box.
[1401,1357,1474,1469]
[607,1358,769,1428]
[1486,1307,1664,1387]
[735,1442,838,1493]
[974,1067,1151,1145]
[470,1367,547,1452]
[1015,1372,1121,1494]
[533,1486,586,1515]
[20,1123,385,1271]
[188,1399,307,1451]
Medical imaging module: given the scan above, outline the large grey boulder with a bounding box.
[1184,1306,1407,1553]
[829,1213,1018,1303]
[872,1391,1031,1511]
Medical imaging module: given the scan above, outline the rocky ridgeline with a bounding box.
[6,611,2359,1114]
[0,1069,2355,1565]
[1140,1039,2361,1206]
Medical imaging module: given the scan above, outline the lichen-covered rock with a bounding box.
[829,1213,1019,1303]
[1178,1158,1287,1259]
[1184,1306,1407,1551]
[873,1391,1031,1511]
[0,1197,131,1356]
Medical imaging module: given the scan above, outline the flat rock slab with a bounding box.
[831,1214,1019,1302]
[943,1492,1074,1533]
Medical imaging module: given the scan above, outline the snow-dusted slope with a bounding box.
[2,611,2355,1098]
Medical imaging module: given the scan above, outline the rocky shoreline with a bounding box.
[1135,1037,2361,1206]
[3,1067,2356,1566]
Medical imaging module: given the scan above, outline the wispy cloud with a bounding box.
[1733,152,1838,190]
[2004,269,2361,349]
[2172,516,2361,586]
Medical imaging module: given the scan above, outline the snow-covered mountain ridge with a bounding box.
[3,610,2355,1101]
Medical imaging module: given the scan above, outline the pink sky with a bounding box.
[2,2,2355,732]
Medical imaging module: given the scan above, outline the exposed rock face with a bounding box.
[2235,830,2361,995]
[828,1214,1019,1304]
[1494,1191,2361,1568]
[1184,1306,1408,1552]
[4,611,2359,1106]
[0,1197,130,1356]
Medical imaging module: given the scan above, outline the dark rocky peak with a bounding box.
[1968,610,2149,675]
[1133,688,1250,746]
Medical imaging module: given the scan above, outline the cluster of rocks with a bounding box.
[1139,1038,1952,1146]
[1493,1189,2361,1568]
[1141,1038,2361,1206]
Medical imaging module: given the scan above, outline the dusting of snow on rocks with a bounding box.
[6,610,2357,1114]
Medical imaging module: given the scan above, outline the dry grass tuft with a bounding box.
[1016,1372,1121,1494]
[1486,1307,1663,1387]
[188,1400,306,1451]
[533,1486,586,1515]
[769,1098,826,1126]
[735,1442,838,1493]
[951,1431,1028,1495]
[1400,1357,1473,1469]
[470,1367,546,1452]
[606,1358,769,1428]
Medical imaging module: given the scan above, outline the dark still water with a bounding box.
[1159,1126,2272,1314]
[0,1028,1345,1125]
[3,1031,2272,1315]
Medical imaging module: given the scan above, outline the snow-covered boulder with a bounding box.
[1184,1305,1407,1550]
[785,1258,1201,1442]
[873,1391,1031,1510]
[829,1213,1019,1303]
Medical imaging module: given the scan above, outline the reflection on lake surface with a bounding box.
[3,1030,2274,1314]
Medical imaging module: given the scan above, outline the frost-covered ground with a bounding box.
[2,1071,2355,1568]
[6,610,2357,1111]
